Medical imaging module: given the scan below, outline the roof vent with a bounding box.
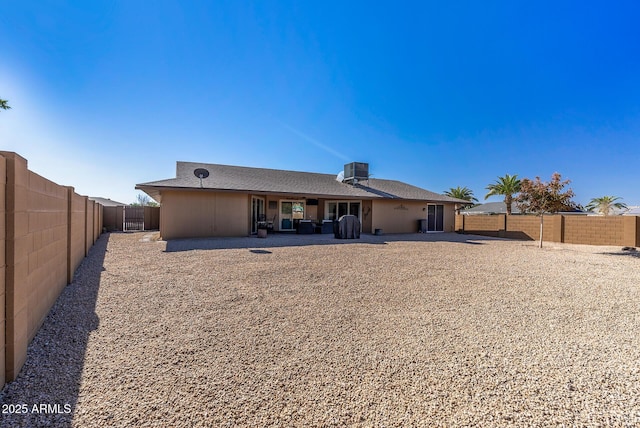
[343,162,369,184]
[194,168,210,188]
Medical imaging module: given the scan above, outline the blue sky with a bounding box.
[1,1,639,206]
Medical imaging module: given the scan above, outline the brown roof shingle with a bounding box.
[136,162,465,203]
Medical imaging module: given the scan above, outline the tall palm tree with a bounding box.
[485,174,521,215]
[585,196,627,216]
[444,186,478,214]
[444,186,478,203]
[0,99,10,110]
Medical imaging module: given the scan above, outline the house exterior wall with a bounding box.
[305,205,318,221]
[442,203,457,233]
[158,189,458,238]
[362,200,373,233]
[160,190,249,239]
[371,200,456,234]
[265,196,279,228]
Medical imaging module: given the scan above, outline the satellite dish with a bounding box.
[336,171,345,182]
[194,168,210,188]
[194,168,210,179]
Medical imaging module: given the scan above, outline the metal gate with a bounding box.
[124,206,144,231]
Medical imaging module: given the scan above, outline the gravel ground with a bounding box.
[2,231,640,427]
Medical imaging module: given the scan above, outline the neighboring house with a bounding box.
[90,197,128,232]
[463,202,586,216]
[135,161,466,239]
[89,197,127,207]
[586,205,638,216]
[461,201,520,215]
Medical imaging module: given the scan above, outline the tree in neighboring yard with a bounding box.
[484,174,521,214]
[0,99,10,110]
[444,186,478,214]
[585,196,627,216]
[515,172,580,247]
[132,193,159,207]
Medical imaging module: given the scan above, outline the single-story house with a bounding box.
[135,161,467,239]
[463,202,586,216]
[623,206,640,216]
[88,197,127,207]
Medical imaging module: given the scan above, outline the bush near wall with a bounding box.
[456,214,640,247]
[0,151,104,387]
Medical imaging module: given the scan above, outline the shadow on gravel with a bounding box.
[601,251,640,258]
[0,233,109,428]
[164,232,498,252]
[249,249,273,254]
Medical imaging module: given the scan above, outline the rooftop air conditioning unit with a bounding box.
[343,162,369,183]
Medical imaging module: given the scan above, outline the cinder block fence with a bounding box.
[456,214,640,247]
[1,152,104,387]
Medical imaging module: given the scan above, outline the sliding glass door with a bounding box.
[251,196,265,234]
[326,201,361,221]
[427,204,444,232]
[280,200,305,231]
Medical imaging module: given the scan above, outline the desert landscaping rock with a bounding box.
[2,232,640,427]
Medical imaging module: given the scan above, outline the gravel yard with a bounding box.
[2,231,640,427]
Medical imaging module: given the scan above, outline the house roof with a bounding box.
[623,206,640,216]
[89,197,127,207]
[136,161,466,204]
[462,201,520,215]
[464,201,586,215]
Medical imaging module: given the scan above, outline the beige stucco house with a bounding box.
[136,162,466,239]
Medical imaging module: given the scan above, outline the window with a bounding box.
[326,200,361,220]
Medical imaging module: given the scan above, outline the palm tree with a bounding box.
[585,196,627,216]
[444,186,478,214]
[444,186,478,202]
[485,174,521,215]
[0,99,10,110]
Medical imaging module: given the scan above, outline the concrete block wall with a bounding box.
[143,206,160,230]
[4,152,31,383]
[454,214,464,231]
[456,214,639,247]
[24,169,69,361]
[94,203,102,244]
[69,192,87,283]
[505,215,562,242]
[564,216,636,246]
[1,151,104,385]
[103,206,124,231]
[458,215,504,237]
[0,156,6,387]
[85,199,94,256]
